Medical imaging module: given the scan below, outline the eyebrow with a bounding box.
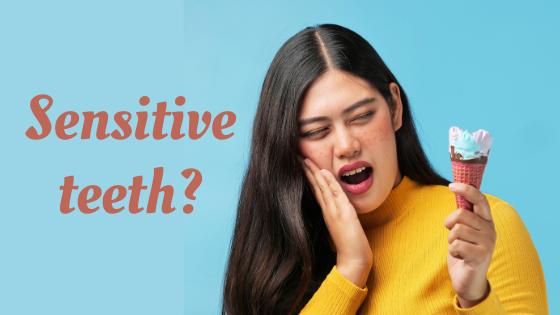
[298,97,376,127]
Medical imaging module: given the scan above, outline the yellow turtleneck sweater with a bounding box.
[300,175,549,314]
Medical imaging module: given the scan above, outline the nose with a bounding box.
[333,127,361,159]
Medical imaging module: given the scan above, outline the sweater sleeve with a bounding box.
[299,265,368,314]
[452,201,549,314]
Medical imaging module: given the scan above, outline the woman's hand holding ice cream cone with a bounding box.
[444,183,497,309]
[300,157,373,289]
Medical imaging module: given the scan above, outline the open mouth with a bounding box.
[338,161,374,195]
[340,167,373,185]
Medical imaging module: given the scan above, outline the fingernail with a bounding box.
[449,183,458,191]
[320,170,327,178]
[304,159,309,167]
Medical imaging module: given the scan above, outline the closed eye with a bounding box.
[301,112,373,139]
[352,111,373,122]
[303,128,327,138]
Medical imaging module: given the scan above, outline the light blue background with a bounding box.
[1,1,558,314]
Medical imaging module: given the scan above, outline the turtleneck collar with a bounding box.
[357,175,422,230]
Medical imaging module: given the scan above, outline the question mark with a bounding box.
[181,168,202,213]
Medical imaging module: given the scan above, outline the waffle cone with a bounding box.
[451,161,487,211]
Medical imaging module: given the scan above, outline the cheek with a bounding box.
[298,142,330,165]
[359,120,393,147]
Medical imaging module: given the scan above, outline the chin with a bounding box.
[348,182,389,214]
[355,207,373,214]
[349,197,379,214]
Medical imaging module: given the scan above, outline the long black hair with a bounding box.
[222,24,450,315]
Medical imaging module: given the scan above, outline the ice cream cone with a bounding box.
[448,127,492,211]
[451,161,486,210]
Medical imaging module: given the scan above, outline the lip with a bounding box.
[338,161,372,178]
[338,161,374,195]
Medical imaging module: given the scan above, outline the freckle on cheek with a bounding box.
[383,129,390,140]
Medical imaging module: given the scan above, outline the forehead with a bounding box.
[299,70,377,118]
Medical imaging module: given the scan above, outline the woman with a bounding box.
[221,24,548,314]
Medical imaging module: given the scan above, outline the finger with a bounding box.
[300,158,326,209]
[449,183,493,222]
[449,239,488,263]
[320,168,356,218]
[299,156,324,206]
[305,158,339,217]
[299,156,316,187]
[443,208,491,231]
[448,222,487,246]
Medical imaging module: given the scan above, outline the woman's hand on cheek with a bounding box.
[299,156,373,289]
[444,183,497,309]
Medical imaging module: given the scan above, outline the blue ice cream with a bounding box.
[449,126,492,160]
